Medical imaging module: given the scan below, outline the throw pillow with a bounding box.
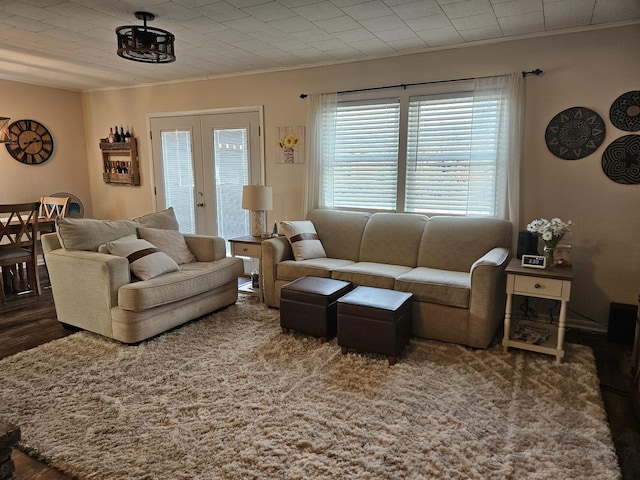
[104,237,180,280]
[279,220,327,261]
[133,207,180,231]
[56,217,138,252]
[137,227,196,265]
[98,234,137,254]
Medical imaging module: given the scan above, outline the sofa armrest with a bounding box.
[467,247,511,348]
[183,235,226,262]
[44,248,131,338]
[262,236,294,307]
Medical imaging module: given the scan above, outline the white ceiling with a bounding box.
[0,0,638,92]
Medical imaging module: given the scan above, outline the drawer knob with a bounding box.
[534,283,542,289]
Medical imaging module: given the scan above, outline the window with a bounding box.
[333,99,400,210]
[406,93,500,216]
[316,75,521,219]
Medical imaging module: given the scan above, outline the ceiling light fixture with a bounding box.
[116,12,175,64]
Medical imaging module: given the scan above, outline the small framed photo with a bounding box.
[554,244,572,267]
[521,254,546,269]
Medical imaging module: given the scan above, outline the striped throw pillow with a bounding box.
[279,220,327,261]
[105,237,180,280]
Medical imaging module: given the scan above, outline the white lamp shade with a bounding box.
[242,185,273,211]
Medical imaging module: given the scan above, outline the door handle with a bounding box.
[196,202,205,207]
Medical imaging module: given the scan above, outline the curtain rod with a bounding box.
[299,68,543,99]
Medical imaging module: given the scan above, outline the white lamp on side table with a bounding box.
[242,185,273,237]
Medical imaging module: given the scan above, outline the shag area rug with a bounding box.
[0,296,620,480]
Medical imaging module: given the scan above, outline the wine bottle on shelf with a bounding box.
[116,162,122,173]
[108,127,115,143]
[114,126,121,143]
[124,127,131,143]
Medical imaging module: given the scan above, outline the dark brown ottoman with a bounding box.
[337,286,413,365]
[280,276,353,341]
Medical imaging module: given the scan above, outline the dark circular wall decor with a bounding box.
[545,107,606,160]
[601,135,640,185]
[609,90,640,132]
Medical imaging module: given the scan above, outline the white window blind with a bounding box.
[161,130,195,234]
[213,128,249,241]
[330,99,400,210]
[406,94,500,215]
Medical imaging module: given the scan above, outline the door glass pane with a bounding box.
[214,129,249,242]
[161,130,195,234]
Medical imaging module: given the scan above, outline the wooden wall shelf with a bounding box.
[100,138,140,186]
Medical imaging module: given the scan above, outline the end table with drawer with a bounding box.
[502,259,573,363]
[228,235,270,302]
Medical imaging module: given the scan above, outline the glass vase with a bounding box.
[543,246,555,268]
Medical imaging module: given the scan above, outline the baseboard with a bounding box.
[514,298,608,334]
[566,316,608,334]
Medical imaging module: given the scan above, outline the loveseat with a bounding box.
[263,209,512,349]
[42,208,244,343]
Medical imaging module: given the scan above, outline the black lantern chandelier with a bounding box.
[116,12,175,64]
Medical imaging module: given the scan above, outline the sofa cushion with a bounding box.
[133,207,180,231]
[307,209,371,262]
[117,257,244,311]
[277,258,355,281]
[280,220,327,261]
[105,237,180,281]
[359,213,428,267]
[56,217,138,251]
[395,267,470,308]
[137,227,196,265]
[417,216,512,272]
[331,262,413,289]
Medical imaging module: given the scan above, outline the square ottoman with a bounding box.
[337,286,413,365]
[280,276,353,341]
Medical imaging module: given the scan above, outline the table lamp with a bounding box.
[242,185,273,237]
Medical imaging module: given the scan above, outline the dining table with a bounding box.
[0,216,56,236]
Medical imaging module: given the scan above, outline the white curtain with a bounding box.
[305,75,524,231]
[472,73,524,230]
[304,92,337,214]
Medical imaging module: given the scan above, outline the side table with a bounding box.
[502,259,573,363]
[228,235,270,302]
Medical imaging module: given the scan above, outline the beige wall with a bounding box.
[2,24,637,325]
[0,80,90,214]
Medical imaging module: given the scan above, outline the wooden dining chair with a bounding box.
[37,196,69,273]
[0,202,41,305]
[39,196,69,227]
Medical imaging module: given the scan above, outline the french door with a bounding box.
[150,110,262,239]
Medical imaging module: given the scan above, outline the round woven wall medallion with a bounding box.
[601,135,640,185]
[609,90,640,132]
[545,107,606,160]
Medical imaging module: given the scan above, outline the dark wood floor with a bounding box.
[1,268,639,479]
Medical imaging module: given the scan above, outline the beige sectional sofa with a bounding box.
[42,209,244,343]
[263,209,512,349]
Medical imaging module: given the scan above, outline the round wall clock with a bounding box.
[5,119,54,165]
[609,90,640,132]
[545,107,606,160]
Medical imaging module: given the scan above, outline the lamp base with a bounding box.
[249,210,266,237]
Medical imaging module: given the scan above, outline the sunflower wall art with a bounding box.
[276,126,305,164]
